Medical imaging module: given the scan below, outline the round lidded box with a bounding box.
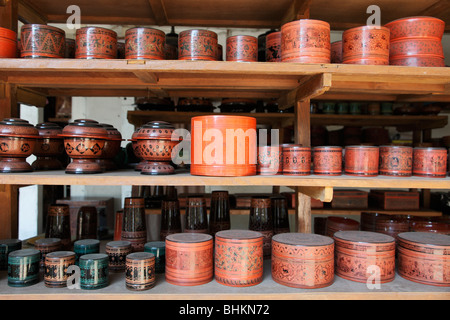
[0,239,22,271]
[74,239,100,264]
[272,233,334,289]
[334,231,396,284]
[325,216,360,237]
[397,232,450,287]
[35,237,62,268]
[144,241,166,274]
[282,144,311,176]
[32,122,64,171]
[190,115,257,177]
[379,145,413,177]
[125,27,165,60]
[97,123,123,171]
[20,24,65,58]
[265,31,281,62]
[125,252,156,291]
[44,251,76,288]
[313,146,342,176]
[226,35,258,62]
[8,249,40,287]
[344,145,379,177]
[384,16,445,41]
[75,26,117,59]
[257,145,282,175]
[214,230,263,287]
[413,147,447,178]
[79,253,109,290]
[165,233,213,286]
[178,29,217,61]
[106,240,132,272]
[0,118,39,173]
[0,27,17,58]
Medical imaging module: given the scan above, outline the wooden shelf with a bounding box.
[2,170,450,189]
[2,59,450,104]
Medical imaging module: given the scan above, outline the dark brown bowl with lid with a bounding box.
[0,118,39,173]
[134,121,178,175]
[32,122,64,170]
[96,123,123,171]
[59,119,109,174]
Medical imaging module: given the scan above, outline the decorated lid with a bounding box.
[0,118,39,138]
[99,123,123,141]
[127,252,155,261]
[0,239,22,251]
[272,232,334,247]
[8,248,40,259]
[78,253,108,262]
[74,239,100,249]
[35,238,62,247]
[397,232,450,248]
[45,251,76,260]
[35,122,63,139]
[334,230,395,244]
[135,121,175,140]
[59,119,109,139]
[166,233,212,243]
[106,240,132,249]
[215,229,263,240]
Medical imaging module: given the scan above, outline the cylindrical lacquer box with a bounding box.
[165,233,213,286]
[397,232,450,287]
[330,40,342,63]
[226,35,258,62]
[344,145,379,177]
[8,249,40,287]
[73,239,100,265]
[0,27,17,58]
[257,145,282,175]
[249,196,273,259]
[214,230,263,287]
[45,204,72,250]
[184,195,209,234]
[0,239,22,271]
[75,26,117,59]
[20,24,65,58]
[79,253,109,290]
[144,241,166,274]
[125,252,156,291]
[35,237,62,269]
[379,145,413,177]
[105,240,132,272]
[334,231,396,283]
[178,29,217,61]
[313,146,342,175]
[271,233,334,289]
[209,190,231,236]
[125,27,165,60]
[121,197,147,252]
[44,251,76,288]
[326,216,360,238]
[413,147,447,178]
[265,31,281,62]
[282,145,311,176]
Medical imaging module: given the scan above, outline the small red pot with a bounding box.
[272,233,334,289]
[413,147,447,178]
[257,145,282,175]
[313,146,342,175]
[384,16,445,41]
[342,25,390,65]
[390,38,444,58]
[379,145,413,177]
[389,55,445,67]
[0,27,17,58]
[397,232,450,286]
[125,27,165,60]
[75,26,117,59]
[265,31,281,62]
[178,29,217,61]
[165,233,214,286]
[344,145,379,177]
[226,35,258,62]
[282,144,311,176]
[330,40,342,63]
[21,24,65,58]
[214,230,263,287]
[281,19,330,63]
[334,231,396,284]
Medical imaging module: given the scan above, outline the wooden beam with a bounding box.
[281,0,312,25]
[16,87,47,107]
[0,0,18,32]
[18,0,47,24]
[278,73,331,110]
[133,71,159,84]
[297,186,333,202]
[419,0,450,17]
[148,0,169,26]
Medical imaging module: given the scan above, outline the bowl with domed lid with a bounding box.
[96,123,123,171]
[32,122,64,170]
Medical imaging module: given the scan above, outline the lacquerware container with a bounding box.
[0,27,17,58]
[75,26,117,59]
[44,251,76,288]
[265,31,281,62]
[178,29,217,61]
[325,216,360,237]
[96,123,122,171]
[144,241,165,274]
[32,122,64,170]
[184,195,209,234]
[160,199,182,240]
[8,249,40,287]
[105,240,132,272]
[249,196,273,258]
[121,197,147,252]
[20,24,65,58]
[125,27,165,60]
[282,144,311,175]
[209,190,231,235]
[330,40,342,63]
[257,145,282,175]
[379,145,413,177]
[125,252,156,291]
[226,35,258,62]
[313,146,342,175]
[0,239,22,270]
[413,147,447,178]
[73,239,100,265]
[344,145,379,177]
[79,253,109,289]
[45,204,72,250]
[35,237,62,269]
[384,16,445,41]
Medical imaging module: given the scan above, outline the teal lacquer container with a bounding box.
[74,239,100,265]
[8,249,40,287]
[79,253,109,290]
[0,239,22,270]
[144,241,165,273]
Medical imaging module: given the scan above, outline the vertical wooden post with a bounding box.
[294,99,311,233]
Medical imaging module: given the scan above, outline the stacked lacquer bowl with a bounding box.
[385,16,446,67]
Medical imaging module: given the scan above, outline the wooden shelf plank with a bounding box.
[2,170,450,189]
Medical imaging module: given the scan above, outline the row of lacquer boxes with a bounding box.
[0,16,446,67]
[1,229,449,290]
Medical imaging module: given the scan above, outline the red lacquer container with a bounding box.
[413,147,447,178]
[65,38,75,58]
[0,27,17,58]
[342,25,390,65]
[281,19,331,63]
[272,233,334,289]
[178,29,217,61]
[226,35,258,62]
[344,145,379,177]
[313,146,342,175]
[334,231,396,283]
[265,31,281,62]
[325,216,360,238]
[389,55,445,67]
[330,40,342,63]
[282,144,311,176]
[384,16,445,41]
[165,233,214,286]
[397,232,450,287]
[75,26,117,59]
[190,115,257,177]
[257,145,282,175]
[96,123,122,171]
[379,145,413,177]
[214,230,263,287]
[0,118,39,173]
[125,27,165,60]
[20,24,65,58]
[390,38,444,58]
[32,122,64,171]
[113,210,123,241]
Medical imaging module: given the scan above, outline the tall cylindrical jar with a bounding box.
[46,204,72,250]
[160,198,182,240]
[184,195,209,234]
[209,190,231,235]
[121,197,148,252]
[249,196,273,258]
